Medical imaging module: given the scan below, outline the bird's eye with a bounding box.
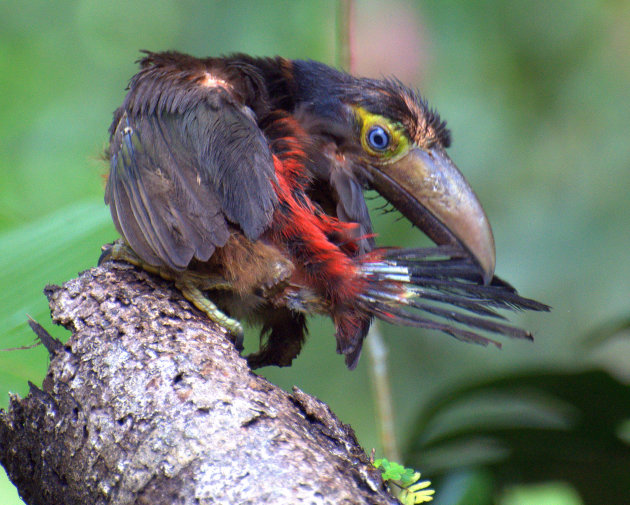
[366,126,390,151]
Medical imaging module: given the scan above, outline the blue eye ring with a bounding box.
[366,125,390,151]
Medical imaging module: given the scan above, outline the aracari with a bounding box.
[101,51,548,369]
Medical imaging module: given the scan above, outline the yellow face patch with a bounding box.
[353,106,411,163]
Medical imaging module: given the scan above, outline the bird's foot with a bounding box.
[99,240,244,349]
[175,278,245,350]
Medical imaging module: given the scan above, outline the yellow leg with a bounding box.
[99,240,244,346]
[175,277,244,344]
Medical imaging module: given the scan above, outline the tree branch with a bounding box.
[0,263,398,505]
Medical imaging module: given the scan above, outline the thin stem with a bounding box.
[366,322,401,462]
[336,0,355,72]
[336,0,400,463]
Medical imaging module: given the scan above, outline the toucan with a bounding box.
[101,52,548,369]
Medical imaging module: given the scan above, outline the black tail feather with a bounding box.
[369,303,502,348]
[359,247,549,347]
[406,299,534,340]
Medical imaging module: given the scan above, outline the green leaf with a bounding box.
[381,460,407,481]
[399,468,419,487]
[373,458,387,469]
[406,369,630,504]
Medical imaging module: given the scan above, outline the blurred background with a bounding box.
[1,1,629,503]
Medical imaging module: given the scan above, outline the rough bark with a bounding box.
[0,263,397,505]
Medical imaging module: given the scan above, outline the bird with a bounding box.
[100,51,548,370]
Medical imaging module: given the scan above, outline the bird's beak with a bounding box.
[367,147,496,284]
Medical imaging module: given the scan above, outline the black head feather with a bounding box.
[290,60,451,149]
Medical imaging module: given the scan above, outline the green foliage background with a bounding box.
[1,1,629,503]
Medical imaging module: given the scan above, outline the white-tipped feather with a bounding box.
[356,250,549,346]
[361,262,411,282]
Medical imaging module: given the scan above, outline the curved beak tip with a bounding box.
[475,229,496,285]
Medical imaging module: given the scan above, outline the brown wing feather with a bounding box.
[105,54,278,270]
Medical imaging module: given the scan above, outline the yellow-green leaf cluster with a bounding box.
[374,458,435,504]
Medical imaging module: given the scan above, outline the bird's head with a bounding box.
[293,61,496,283]
[346,84,496,283]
